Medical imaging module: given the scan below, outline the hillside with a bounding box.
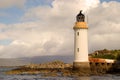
[0,55,74,66]
[89,49,120,60]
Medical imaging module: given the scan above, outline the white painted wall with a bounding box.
[74,29,89,62]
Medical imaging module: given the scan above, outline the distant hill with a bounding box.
[1,49,120,66]
[21,55,74,64]
[89,49,120,60]
[0,58,28,66]
[0,55,74,66]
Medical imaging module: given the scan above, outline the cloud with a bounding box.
[0,0,26,8]
[88,1,120,51]
[1,0,120,58]
[22,0,100,21]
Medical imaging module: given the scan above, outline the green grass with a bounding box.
[91,49,120,60]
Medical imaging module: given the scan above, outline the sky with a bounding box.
[0,0,120,58]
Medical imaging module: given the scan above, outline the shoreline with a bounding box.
[5,60,120,77]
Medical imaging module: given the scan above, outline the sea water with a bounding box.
[0,68,120,80]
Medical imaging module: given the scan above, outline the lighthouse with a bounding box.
[73,10,90,70]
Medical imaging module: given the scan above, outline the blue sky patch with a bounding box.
[25,0,53,8]
[0,0,53,24]
[0,39,13,45]
[100,0,120,3]
[0,7,25,24]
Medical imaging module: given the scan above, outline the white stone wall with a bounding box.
[74,29,88,62]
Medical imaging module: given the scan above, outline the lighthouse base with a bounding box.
[73,62,90,74]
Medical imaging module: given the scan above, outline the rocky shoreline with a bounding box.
[6,60,120,77]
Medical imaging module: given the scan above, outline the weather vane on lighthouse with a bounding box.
[76,10,85,22]
[73,10,90,71]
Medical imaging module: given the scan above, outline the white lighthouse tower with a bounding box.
[73,10,90,70]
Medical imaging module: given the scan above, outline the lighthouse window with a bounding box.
[77,32,79,36]
[77,48,79,52]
